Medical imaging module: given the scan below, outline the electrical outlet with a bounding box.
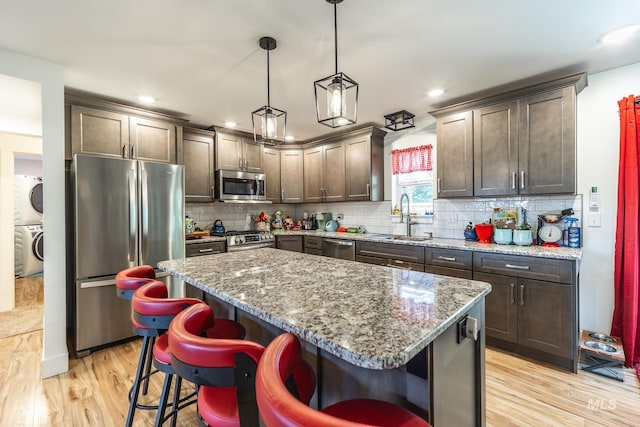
[447,213,458,223]
[337,213,344,220]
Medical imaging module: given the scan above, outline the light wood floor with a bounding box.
[14,276,44,307]
[1,303,638,426]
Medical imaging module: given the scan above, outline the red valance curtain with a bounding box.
[391,145,433,175]
[611,95,640,374]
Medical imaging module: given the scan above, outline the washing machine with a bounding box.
[15,225,44,277]
[14,175,43,225]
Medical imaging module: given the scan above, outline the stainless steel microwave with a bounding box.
[216,170,267,202]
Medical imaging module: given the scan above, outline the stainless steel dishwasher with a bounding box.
[322,238,355,261]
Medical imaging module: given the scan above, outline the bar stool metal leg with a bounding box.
[126,335,151,427]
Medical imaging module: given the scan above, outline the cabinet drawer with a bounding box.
[356,241,425,264]
[186,241,225,257]
[305,248,323,256]
[473,252,574,283]
[424,248,472,270]
[356,255,424,272]
[304,236,323,249]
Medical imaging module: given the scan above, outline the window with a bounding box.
[395,171,434,216]
[391,145,434,216]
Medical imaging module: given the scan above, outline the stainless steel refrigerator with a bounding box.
[71,154,184,356]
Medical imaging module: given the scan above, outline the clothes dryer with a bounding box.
[14,175,43,225]
[15,224,44,277]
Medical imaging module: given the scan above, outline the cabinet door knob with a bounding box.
[366,183,370,197]
[520,170,525,189]
[122,145,126,158]
[510,283,515,304]
[512,172,516,190]
[437,178,441,193]
[519,284,525,306]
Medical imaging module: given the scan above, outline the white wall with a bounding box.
[576,62,640,333]
[0,49,67,378]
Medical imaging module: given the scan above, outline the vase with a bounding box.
[464,229,478,241]
[494,228,513,245]
[475,224,493,243]
[513,229,533,246]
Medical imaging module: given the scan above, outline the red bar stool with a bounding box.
[168,303,264,427]
[134,283,247,426]
[256,333,432,427]
[116,264,156,300]
[116,265,158,415]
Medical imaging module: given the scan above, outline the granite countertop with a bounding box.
[158,248,491,370]
[272,230,582,261]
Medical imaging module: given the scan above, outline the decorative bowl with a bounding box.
[475,224,493,243]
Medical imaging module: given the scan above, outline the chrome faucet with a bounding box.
[400,193,416,236]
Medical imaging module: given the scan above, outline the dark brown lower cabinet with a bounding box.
[475,271,575,370]
[276,235,303,252]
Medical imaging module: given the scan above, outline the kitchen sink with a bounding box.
[392,235,432,242]
[366,234,395,240]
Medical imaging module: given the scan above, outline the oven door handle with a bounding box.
[227,243,276,252]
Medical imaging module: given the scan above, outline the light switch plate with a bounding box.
[588,212,601,227]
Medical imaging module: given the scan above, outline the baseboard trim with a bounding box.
[42,351,69,378]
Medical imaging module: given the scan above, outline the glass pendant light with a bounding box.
[252,36,287,145]
[314,0,358,128]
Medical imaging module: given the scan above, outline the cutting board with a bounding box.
[185,230,210,240]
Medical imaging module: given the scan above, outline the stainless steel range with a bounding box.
[211,230,276,252]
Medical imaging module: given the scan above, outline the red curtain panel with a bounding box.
[611,95,640,372]
[391,145,433,175]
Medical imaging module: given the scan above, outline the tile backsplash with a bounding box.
[187,194,582,241]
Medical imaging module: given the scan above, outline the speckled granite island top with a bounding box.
[158,248,491,370]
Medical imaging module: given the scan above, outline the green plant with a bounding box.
[516,222,532,230]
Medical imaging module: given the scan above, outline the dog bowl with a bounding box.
[587,332,617,343]
[584,341,617,353]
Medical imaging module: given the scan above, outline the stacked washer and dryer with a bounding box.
[14,175,44,277]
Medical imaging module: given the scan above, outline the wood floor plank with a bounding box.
[1,309,639,426]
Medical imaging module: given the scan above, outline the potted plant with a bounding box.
[513,222,533,246]
[493,220,513,245]
[464,222,478,241]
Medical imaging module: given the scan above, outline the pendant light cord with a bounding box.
[333,1,338,75]
[266,48,271,107]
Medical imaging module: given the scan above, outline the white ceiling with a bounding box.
[1,0,639,141]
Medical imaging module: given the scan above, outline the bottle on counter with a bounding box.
[565,217,581,248]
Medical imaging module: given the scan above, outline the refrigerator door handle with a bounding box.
[128,169,137,263]
[80,278,116,289]
[141,168,149,261]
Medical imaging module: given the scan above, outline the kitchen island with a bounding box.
[159,248,492,426]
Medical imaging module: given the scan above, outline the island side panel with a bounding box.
[431,298,486,427]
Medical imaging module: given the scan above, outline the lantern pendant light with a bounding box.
[314,0,358,128]
[252,36,287,145]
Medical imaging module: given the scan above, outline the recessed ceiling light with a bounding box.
[138,95,156,104]
[428,89,444,97]
[285,135,295,142]
[598,24,639,45]
[224,121,237,128]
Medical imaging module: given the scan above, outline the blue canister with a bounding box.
[566,217,581,248]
